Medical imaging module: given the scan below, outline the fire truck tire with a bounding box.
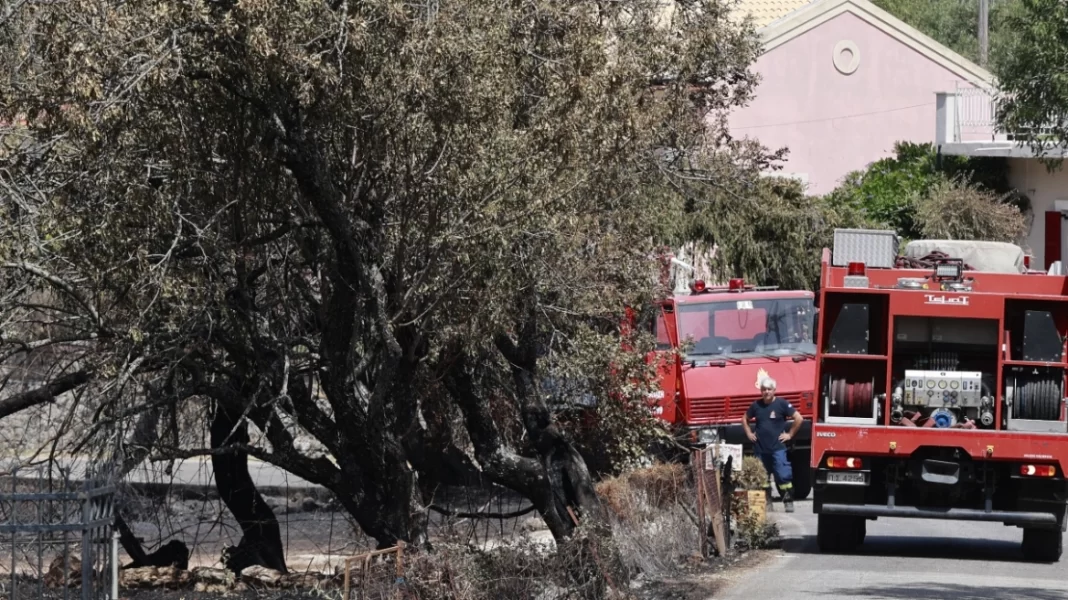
[1022,528,1063,562]
[789,450,812,500]
[816,514,860,553]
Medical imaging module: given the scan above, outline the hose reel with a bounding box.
[1009,377,1063,421]
[827,375,875,419]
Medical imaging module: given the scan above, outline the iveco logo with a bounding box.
[816,431,836,438]
[924,294,969,306]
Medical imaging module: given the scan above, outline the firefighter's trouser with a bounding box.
[757,448,793,492]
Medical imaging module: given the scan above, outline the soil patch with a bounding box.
[630,549,771,600]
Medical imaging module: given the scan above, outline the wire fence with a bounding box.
[114,461,545,576]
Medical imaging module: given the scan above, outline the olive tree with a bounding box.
[0,0,774,568]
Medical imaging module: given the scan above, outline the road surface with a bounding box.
[716,499,1068,600]
[0,456,320,490]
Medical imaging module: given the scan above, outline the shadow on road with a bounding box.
[827,583,1068,600]
[780,534,1041,564]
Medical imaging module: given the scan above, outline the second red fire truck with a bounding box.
[644,253,819,498]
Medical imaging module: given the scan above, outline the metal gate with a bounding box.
[0,463,118,600]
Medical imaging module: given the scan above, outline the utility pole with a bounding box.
[979,0,990,67]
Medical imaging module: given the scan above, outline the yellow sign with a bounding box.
[755,367,769,390]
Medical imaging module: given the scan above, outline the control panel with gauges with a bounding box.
[901,370,985,408]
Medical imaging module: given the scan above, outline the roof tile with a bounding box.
[732,0,813,28]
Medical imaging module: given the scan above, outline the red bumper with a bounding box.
[811,424,1068,471]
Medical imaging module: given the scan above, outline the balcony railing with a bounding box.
[936,83,1005,144]
[936,82,1059,146]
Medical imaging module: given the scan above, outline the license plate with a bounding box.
[827,471,866,485]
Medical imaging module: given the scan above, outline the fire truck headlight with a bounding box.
[696,428,718,445]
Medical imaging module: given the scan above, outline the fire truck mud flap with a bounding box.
[819,503,1060,527]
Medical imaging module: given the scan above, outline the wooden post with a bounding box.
[693,450,708,557]
[362,555,371,598]
[394,541,406,600]
[705,446,728,557]
[343,562,351,600]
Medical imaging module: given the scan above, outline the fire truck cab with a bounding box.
[811,229,1068,562]
[647,270,819,499]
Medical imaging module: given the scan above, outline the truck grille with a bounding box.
[688,392,807,424]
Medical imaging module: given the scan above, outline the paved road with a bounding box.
[0,456,320,490]
[716,499,1068,600]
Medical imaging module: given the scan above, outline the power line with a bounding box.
[731,102,935,131]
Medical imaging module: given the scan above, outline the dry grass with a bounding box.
[596,462,688,523]
[391,528,630,600]
[594,463,700,578]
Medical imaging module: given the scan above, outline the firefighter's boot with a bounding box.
[764,484,774,512]
[781,485,795,513]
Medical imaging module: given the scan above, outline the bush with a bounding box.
[914,176,1028,243]
[823,141,1024,240]
[736,456,768,491]
[736,513,781,551]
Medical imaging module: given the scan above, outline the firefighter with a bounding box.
[742,376,804,512]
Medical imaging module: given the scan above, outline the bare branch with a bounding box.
[428,503,536,520]
[0,369,91,420]
[1,262,106,332]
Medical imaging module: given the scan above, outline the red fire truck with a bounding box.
[810,229,1068,561]
[645,264,819,499]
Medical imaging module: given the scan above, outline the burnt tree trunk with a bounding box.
[229,367,431,551]
[444,340,607,542]
[115,403,191,570]
[498,328,608,538]
[211,401,288,574]
[500,334,621,595]
[320,358,431,550]
[444,339,620,595]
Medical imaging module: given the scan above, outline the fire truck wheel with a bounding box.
[1021,527,1063,562]
[789,450,811,500]
[816,514,860,553]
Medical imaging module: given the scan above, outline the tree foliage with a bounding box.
[658,143,1024,293]
[873,0,1024,71]
[0,0,774,567]
[822,142,1025,240]
[994,0,1068,158]
[668,176,872,290]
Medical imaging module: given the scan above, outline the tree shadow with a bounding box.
[780,533,1043,564]
[828,583,1068,600]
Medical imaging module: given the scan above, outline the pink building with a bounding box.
[727,0,993,196]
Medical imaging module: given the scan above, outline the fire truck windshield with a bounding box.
[675,297,816,359]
